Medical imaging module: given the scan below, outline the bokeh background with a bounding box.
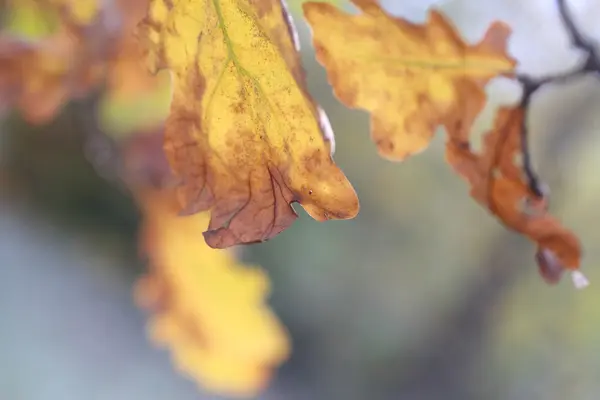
[2,0,600,399]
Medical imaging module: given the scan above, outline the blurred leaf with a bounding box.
[0,0,114,122]
[97,70,171,138]
[135,192,290,397]
[2,0,58,37]
[0,0,165,127]
[137,0,359,248]
[446,107,581,281]
[124,130,290,398]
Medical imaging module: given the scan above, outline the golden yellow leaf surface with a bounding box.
[303,0,517,161]
[137,0,359,249]
[124,131,290,397]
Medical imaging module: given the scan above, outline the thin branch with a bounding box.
[516,0,600,199]
[557,0,598,59]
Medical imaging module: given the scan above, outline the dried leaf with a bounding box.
[137,0,359,248]
[303,0,516,160]
[446,106,582,277]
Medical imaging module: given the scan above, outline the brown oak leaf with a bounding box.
[446,106,582,283]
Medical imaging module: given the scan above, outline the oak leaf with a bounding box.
[446,107,582,283]
[137,0,359,248]
[123,130,290,398]
[134,191,290,397]
[303,0,516,161]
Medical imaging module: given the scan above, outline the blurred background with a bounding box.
[2,0,600,399]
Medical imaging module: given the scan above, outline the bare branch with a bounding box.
[516,0,600,199]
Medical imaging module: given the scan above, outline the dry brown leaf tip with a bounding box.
[303,0,516,161]
[137,0,359,249]
[446,106,582,282]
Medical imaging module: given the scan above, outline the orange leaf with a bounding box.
[303,0,516,160]
[136,0,359,249]
[446,107,582,283]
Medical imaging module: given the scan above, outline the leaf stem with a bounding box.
[516,0,600,198]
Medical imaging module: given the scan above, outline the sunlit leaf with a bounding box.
[303,0,516,160]
[137,0,359,248]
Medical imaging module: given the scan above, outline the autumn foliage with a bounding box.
[127,131,289,396]
[138,0,359,249]
[302,0,584,285]
[0,0,591,397]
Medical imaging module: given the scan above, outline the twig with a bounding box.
[516,0,600,198]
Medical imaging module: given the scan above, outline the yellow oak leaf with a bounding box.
[303,0,517,161]
[123,129,290,397]
[134,189,290,397]
[137,0,359,249]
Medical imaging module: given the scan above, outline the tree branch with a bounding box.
[516,0,600,199]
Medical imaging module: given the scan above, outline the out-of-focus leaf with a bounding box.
[446,107,581,281]
[97,0,172,137]
[135,193,290,397]
[2,0,58,38]
[0,0,118,122]
[303,0,516,160]
[137,0,359,249]
[0,0,165,128]
[123,130,290,398]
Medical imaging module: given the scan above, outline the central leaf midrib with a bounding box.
[349,54,514,74]
[210,0,285,136]
[209,0,324,152]
[212,0,241,71]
